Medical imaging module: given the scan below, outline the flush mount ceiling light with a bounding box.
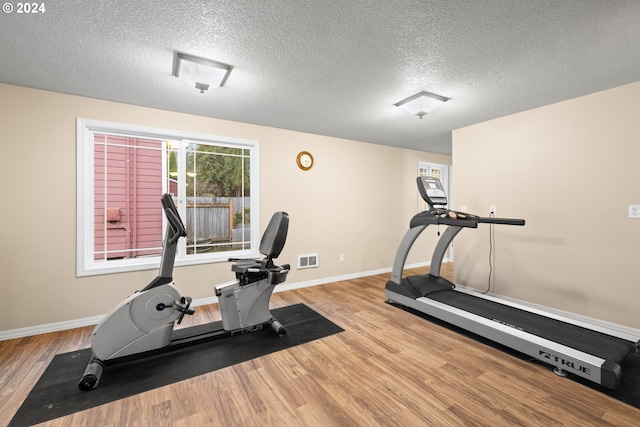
[394,91,450,119]
[173,52,233,93]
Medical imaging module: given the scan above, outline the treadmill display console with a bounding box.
[417,176,447,208]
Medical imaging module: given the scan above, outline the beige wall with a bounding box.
[452,80,640,329]
[0,83,450,332]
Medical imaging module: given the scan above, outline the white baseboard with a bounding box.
[0,315,105,341]
[0,261,434,341]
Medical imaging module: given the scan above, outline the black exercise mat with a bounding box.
[390,302,640,410]
[8,303,343,427]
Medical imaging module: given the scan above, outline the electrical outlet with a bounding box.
[489,205,496,216]
[629,204,640,219]
[460,205,467,212]
[339,254,344,262]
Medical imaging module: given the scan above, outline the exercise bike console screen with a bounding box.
[417,176,447,208]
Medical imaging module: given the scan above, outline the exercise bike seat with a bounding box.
[230,211,290,285]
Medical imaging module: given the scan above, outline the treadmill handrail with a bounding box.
[409,210,479,229]
[478,216,525,226]
[392,213,525,283]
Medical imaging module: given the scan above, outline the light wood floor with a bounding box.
[2,264,640,426]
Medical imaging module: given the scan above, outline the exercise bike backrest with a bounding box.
[260,211,289,268]
[230,211,290,285]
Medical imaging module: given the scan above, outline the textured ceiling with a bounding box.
[1,0,639,154]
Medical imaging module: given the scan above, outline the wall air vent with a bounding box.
[297,253,319,269]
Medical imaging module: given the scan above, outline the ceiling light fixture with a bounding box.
[173,52,233,93]
[394,91,450,119]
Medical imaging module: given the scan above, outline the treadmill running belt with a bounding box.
[428,290,634,363]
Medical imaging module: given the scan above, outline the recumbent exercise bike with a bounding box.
[79,194,290,390]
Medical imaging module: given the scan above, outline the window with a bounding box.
[77,118,260,276]
[418,162,449,211]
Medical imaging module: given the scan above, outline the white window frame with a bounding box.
[77,118,260,277]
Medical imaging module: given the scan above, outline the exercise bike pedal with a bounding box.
[174,296,195,325]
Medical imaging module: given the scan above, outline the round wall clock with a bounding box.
[296,151,314,170]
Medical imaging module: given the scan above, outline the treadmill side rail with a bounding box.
[454,287,640,345]
[386,289,620,388]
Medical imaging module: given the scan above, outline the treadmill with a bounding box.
[385,176,640,389]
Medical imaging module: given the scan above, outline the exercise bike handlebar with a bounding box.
[165,209,187,244]
[161,194,187,244]
[245,263,291,274]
